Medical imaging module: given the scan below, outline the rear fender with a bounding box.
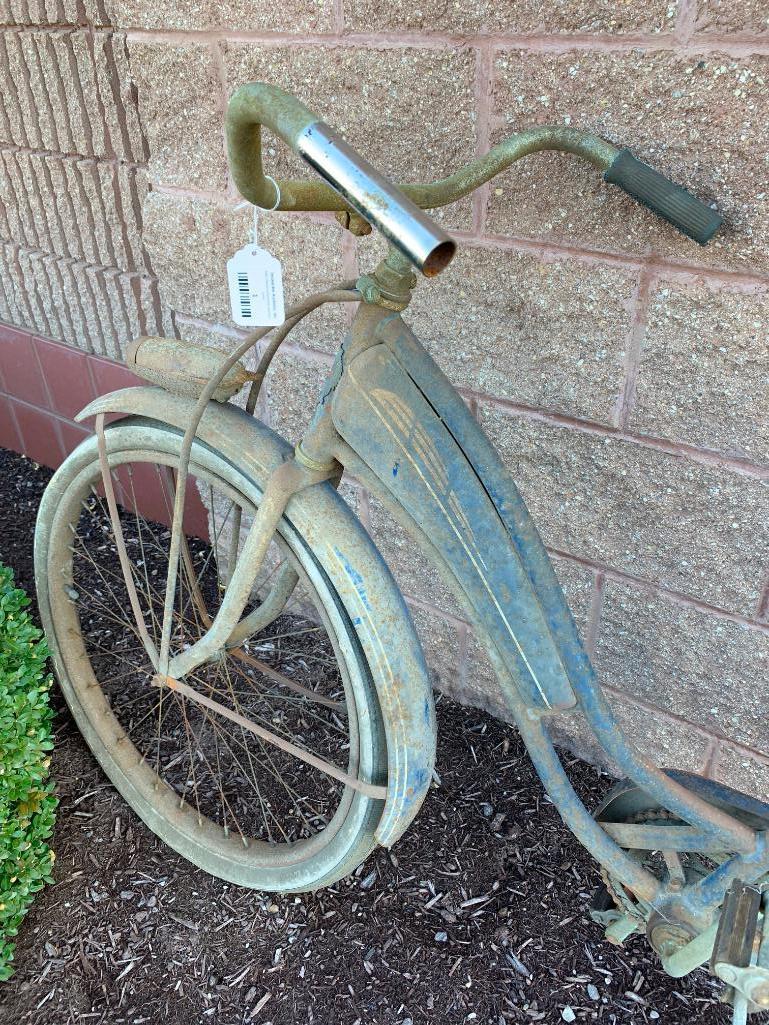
[74,387,436,846]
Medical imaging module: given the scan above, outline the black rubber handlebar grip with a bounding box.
[604,148,723,245]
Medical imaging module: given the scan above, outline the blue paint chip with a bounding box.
[333,546,372,611]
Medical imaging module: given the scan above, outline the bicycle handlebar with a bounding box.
[225,82,723,268]
[226,82,455,276]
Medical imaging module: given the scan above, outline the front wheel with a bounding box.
[35,418,388,892]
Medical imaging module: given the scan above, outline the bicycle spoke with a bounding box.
[94,415,158,664]
[181,666,297,841]
[153,676,384,800]
[221,657,291,842]
[199,707,288,842]
[229,647,344,711]
[67,452,364,849]
[219,656,338,831]
[194,698,328,834]
[172,690,203,821]
[128,467,163,649]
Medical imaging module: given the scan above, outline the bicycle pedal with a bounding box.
[711,880,762,975]
[589,882,641,944]
[711,880,769,1019]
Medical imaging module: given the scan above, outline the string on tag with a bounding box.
[229,176,285,327]
[234,175,281,246]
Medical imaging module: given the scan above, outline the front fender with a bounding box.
[75,386,435,847]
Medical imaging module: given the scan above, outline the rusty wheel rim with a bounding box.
[46,441,382,870]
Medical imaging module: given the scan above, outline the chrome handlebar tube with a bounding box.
[296,122,455,276]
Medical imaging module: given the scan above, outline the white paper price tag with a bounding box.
[227,244,285,327]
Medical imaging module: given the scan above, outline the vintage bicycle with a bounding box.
[34,83,769,1020]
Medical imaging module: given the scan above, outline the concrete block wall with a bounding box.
[1,1,768,797]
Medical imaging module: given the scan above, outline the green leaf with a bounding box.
[0,564,58,981]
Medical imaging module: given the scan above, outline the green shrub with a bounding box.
[0,564,57,981]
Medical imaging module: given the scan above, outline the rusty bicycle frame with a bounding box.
[76,83,769,1011]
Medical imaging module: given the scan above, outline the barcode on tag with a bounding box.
[227,244,285,327]
[237,272,251,320]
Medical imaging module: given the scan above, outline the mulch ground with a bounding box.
[0,445,740,1025]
